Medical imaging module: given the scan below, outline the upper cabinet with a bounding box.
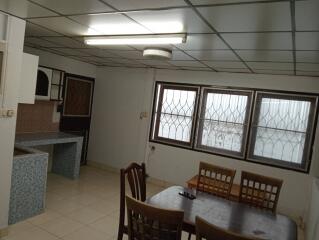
[36,66,64,101]
[19,53,39,104]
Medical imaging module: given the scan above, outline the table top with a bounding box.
[147,186,297,240]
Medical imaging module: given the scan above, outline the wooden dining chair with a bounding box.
[239,171,283,212]
[195,216,261,240]
[118,162,146,240]
[196,162,236,199]
[126,195,184,240]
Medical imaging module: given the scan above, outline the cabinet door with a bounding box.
[19,53,39,104]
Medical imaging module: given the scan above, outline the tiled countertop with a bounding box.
[15,132,83,147]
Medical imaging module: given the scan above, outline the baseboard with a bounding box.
[0,227,8,238]
[86,160,120,173]
[86,160,177,188]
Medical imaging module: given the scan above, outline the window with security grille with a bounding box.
[196,88,253,158]
[151,83,199,147]
[248,92,318,171]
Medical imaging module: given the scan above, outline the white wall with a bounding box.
[306,178,319,240]
[23,47,96,78]
[0,15,25,230]
[88,66,319,221]
[88,67,153,169]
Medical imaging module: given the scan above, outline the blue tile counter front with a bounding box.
[9,146,48,224]
[15,132,83,179]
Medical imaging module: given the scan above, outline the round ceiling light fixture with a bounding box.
[143,48,172,60]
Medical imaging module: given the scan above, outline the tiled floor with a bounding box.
[1,166,304,240]
[1,166,168,240]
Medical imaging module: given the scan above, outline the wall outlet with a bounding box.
[0,109,14,118]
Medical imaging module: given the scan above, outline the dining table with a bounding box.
[146,186,297,240]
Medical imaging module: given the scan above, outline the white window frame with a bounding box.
[195,87,254,158]
[247,91,318,172]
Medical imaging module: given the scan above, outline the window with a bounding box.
[150,82,319,172]
[196,88,252,158]
[151,83,199,147]
[248,92,318,171]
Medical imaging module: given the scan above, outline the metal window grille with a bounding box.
[248,92,318,171]
[196,88,253,158]
[152,83,199,147]
[150,82,319,172]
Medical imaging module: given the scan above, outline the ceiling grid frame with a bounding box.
[0,0,316,76]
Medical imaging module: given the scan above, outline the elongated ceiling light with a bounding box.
[84,34,186,45]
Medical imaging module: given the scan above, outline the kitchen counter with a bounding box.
[16,132,83,146]
[15,132,83,179]
[10,146,48,224]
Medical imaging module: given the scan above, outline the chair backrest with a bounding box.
[195,216,261,240]
[126,195,184,240]
[118,163,146,240]
[196,162,236,199]
[239,171,283,212]
[121,162,146,202]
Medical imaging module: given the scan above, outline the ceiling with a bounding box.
[1,0,319,76]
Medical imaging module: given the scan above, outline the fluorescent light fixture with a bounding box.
[84,34,186,45]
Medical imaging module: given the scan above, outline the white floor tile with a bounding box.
[62,226,112,240]
[39,216,84,237]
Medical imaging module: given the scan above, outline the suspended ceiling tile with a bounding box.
[70,13,151,35]
[197,2,291,32]
[41,37,87,48]
[78,48,121,58]
[136,60,172,66]
[172,51,194,61]
[203,61,246,69]
[31,0,113,15]
[190,0,276,5]
[108,50,144,59]
[296,32,319,51]
[236,50,293,62]
[178,35,228,51]
[80,56,105,62]
[216,68,251,73]
[29,17,99,36]
[35,47,68,56]
[247,62,293,70]
[131,45,175,51]
[48,48,91,56]
[127,8,214,34]
[181,67,212,71]
[185,50,239,61]
[296,63,319,72]
[25,22,61,37]
[103,0,187,11]
[0,0,57,18]
[169,60,206,67]
[222,33,293,50]
[296,0,319,31]
[24,37,62,48]
[296,51,319,63]
[253,69,294,75]
[297,71,319,77]
[104,63,127,67]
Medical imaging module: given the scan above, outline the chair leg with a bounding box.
[117,227,123,240]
